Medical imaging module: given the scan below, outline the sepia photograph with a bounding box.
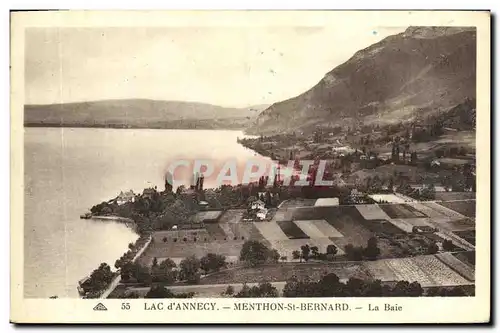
[10,10,491,324]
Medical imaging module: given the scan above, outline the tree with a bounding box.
[159,258,177,270]
[420,183,436,200]
[300,244,311,262]
[292,250,301,262]
[391,281,411,297]
[326,244,338,256]
[239,240,270,267]
[179,255,201,283]
[344,244,363,261]
[345,277,365,297]
[427,241,439,254]
[145,285,195,299]
[442,239,455,252]
[316,273,342,296]
[363,279,384,297]
[145,285,175,298]
[224,285,234,296]
[268,249,280,263]
[235,282,279,298]
[311,246,319,259]
[121,262,151,284]
[151,258,177,284]
[364,237,381,260]
[87,263,114,292]
[408,281,424,297]
[200,253,227,274]
[446,286,468,296]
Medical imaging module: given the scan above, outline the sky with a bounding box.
[25,26,406,107]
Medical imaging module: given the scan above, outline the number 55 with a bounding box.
[121,303,130,310]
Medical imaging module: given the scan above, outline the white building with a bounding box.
[116,190,136,205]
[256,208,268,221]
[251,200,266,211]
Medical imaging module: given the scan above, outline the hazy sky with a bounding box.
[25,26,406,107]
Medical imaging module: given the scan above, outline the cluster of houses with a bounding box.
[249,199,268,221]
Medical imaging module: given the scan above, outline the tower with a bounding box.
[164,172,173,193]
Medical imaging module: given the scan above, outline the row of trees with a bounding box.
[219,273,471,298]
[283,274,424,297]
[81,263,115,298]
[343,237,381,261]
[121,253,228,286]
[291,244,339,262]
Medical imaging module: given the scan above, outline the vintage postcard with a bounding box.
[10,10,490,324]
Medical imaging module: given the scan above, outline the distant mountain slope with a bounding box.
[246,26,476,135]
[25,99,268,129]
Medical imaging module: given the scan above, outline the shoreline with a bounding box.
[100,235,153,299]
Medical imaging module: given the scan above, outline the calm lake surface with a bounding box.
[24,128,263,298]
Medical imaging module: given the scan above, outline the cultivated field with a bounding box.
[198,262,370,285]
[435,252,475,281]
[407,202,447,218]
[349,164,440,183]
[293,220,327,238]
[192,210,224,222]
[138,201,476,272]
[253,221,289,241]
[311,219,345,238]
[279,199,317,208]
[438,200,476,218]
[387,219,421,233]
[152,229,211,243]
[204,223,228,239]
[363,259,399,281]
[422,202,466,220]
[193,254,473,288]
[380,256,470,287]
[453,229,475,246]
[379,204,426,219]
[446,219,475,232]
[277,221,310,239]
[231,223,266,240]
[137,239,247,267]
[356,204,391,220]
[218,209,245,223]
[294,220,344,238]
[368,194,408,204]
[453,251,475,267]
[435,192,476,201]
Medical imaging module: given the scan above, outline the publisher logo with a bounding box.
[93,303,108,311]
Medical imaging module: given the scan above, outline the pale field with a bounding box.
[407,202,447,218]
[368,194,407,204]
[314,198,340,206]
[387,219,420,233]
[356,204,392,220]
[435,252,475,281]
[218,209,245,224]
[253,221,289,241]
[294,220,328,238]
[311,219,344,238]
[422,202,467,220]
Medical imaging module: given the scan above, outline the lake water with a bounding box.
[24,128,264,298]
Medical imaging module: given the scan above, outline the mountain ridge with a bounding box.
[246,26,476,135]
[25,99,269,129]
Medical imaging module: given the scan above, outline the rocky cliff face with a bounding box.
[247,26,476,135]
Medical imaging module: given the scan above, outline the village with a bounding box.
[78,123,476,299]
